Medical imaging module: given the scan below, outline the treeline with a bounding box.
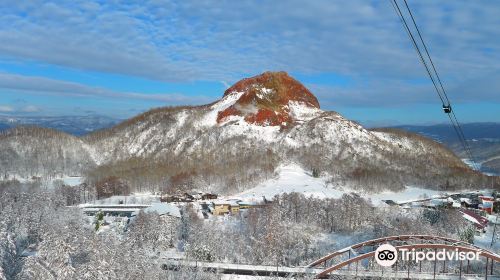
[0,126,95,178]
[0,182,481,279]
[84,147,279,195]
[84,105,200,143]
[180,192,472,267]
[0,181,179,280]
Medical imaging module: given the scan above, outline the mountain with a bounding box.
[0,115,120,136]
[216,71,320,127]
[394,123,500,175]
[0,72,497,192]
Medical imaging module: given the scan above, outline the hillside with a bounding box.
[0,72,497,192]
[0,126,96,179]
[394,123,500,175]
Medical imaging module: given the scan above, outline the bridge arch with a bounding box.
[308,234,480,268]
[309,235,500,279]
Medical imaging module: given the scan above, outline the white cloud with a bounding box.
[0,105,14,112]
[0,0,498,106]
[20,105,40,112]
[0,73,215,105]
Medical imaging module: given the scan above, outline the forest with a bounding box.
[0,180,476,280]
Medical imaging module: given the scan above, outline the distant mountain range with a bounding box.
[392,123,500,175]
[0,115,120,136]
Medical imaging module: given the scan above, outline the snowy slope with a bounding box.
[233,163,462,206]
[237,163,343,201]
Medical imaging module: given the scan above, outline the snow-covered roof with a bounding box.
[238,200,261,206]
[213,199,241,206]
[460,209,488,228]
[462,213,486,228]
[141,203,181,218]
[430,198,447,206]
[460,198,472,204]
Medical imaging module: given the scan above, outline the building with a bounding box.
[460,209,488,232]
[80,204,149,217]
[161,192,218,202]
[161,193,194,203]
[139,202,181,218]
[238,201,266,209]
[201,193,218,200]
[212,200,240,215]
[479,196,494,214]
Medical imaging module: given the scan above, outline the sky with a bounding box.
[0,0,499,126]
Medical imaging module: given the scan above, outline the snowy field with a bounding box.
[236,163,341,201]
[234,163,486,206]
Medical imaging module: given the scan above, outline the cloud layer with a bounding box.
[0,73,214,105]
[0,0,498,109]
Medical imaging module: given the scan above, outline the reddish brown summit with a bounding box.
[217,71,320,127]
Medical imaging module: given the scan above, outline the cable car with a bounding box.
[443,105,452,114]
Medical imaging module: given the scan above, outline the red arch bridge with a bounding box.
[163,235,500,279]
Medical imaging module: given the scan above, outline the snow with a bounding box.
[59,176,83,186]
[256,87,274,99]
[141,202,181,218]
[85,193,161,205]
[176,110,189,127]
[462,213,483,226]
[367,186,445,206]
[234,163,485,208]
[474,221,500,252]
[236,163,344,201]
[164,259,322,277]
[372,131,414,150]
[288,101,322,121]
[218,116,281,143]
[199,91,245,126]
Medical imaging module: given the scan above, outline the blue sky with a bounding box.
[0,0,499,126]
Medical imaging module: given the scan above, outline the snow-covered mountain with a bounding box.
[0,72,494,192]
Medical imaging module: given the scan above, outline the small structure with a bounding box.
[238,201,265,210]
[382,200,398,206]
[161,193,194,203]
[212,200,240,215]
[138,202,181,218]
[188,192,201,200]
[460,209,488,232]
[182,193,195,201]
[201,193,218,200]
[80,204,150,217]
[460,197,479,209]
[161,192,218,202]
[479,196,494,214]
[428,198,452,208]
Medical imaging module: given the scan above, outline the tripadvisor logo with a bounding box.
[375,244,481,267]
[375,244,398,267]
